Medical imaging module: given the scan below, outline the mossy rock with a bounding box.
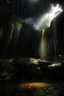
[32,88,45,96]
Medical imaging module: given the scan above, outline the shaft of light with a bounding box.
[19,82,52,89]
[29,0,39,4]
[34,4,63,30]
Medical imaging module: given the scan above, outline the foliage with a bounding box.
[5,0,10,4]
[11,19,23,29]
[2,0,12,4]
[1,0,13,9]
[0,59,13,63]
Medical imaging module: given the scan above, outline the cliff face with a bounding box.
[12,23,42,58]
[43,10,64,61]
[0,1,64,60]
[0,21,42,59]
[50,11,64,56]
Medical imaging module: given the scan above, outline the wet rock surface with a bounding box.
[0,81,64,96]
[0,60,64,96]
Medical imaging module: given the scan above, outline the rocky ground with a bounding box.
[0,80,64,96]
[0,60,64,96]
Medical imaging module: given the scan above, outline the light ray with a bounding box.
[34,4,63,30]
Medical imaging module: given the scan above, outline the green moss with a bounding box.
[0,59,13,63]
[11,20,23,29]
[32,89,45,96]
